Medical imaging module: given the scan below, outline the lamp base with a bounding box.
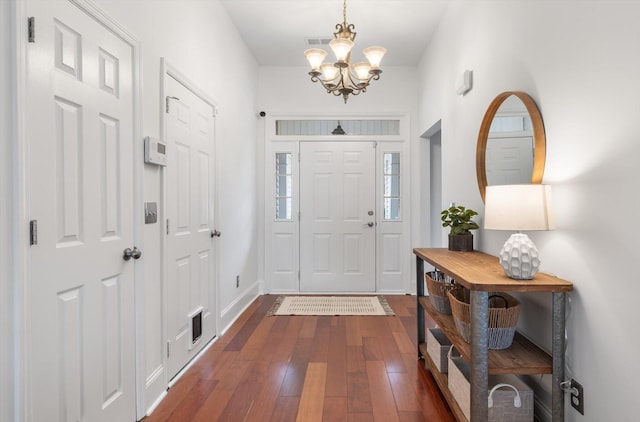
[498,233,540,280]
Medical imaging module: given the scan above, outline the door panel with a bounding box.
[27,1,136,420]
[165,75,217,380]
[486,136,534,185]
[299,142,376,292]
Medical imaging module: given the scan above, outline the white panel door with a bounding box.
[300,142,376,292]
[26,1,136,421]
[165,75,217,380]
[486,136,534,185]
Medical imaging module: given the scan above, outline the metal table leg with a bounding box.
[416,256,425,358]
[552,292,567,421]
[470,290,489,421]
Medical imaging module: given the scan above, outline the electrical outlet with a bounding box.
[570,378,584,415]
[236,275,240,288]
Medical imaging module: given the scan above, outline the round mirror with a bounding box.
[476,91,546,202]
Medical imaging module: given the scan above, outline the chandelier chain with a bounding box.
[343,0,347,24]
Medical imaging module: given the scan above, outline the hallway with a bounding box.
[143,295,455,421]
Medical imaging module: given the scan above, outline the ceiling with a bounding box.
[219,0,451,67]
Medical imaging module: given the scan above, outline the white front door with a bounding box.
[26,1,137,420]
[165,75,217,380]
[299,142,376,292]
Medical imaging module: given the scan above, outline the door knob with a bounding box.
[366,222,374,227]
[123,246,142,261]
[211,230,222,238]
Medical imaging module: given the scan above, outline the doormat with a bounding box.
[267,296,395,316]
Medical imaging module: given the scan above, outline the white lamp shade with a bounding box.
[484,184,555,231]
[320,63,340,81]
[363,46,387,68]
[352,62,371,80]
[304,48,327,70]
[329,38,354,62]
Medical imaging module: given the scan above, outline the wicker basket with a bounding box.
[425,271,455,314]
[447,288,520,350]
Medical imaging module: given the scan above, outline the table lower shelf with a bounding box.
[419,296,552,375]
[419,343,468,422]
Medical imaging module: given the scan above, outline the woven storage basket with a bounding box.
[425,270,455,314]
[447,288,520,350]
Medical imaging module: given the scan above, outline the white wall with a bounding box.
[418,1,640,420]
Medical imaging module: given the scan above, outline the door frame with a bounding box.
[262,113,411,295]
[159,58,220,389]
[15,0,144,420]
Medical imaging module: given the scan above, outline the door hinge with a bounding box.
[212,106,218,117]
[28,17,35,43]
[298,270,300,281]
[166,219,170,235]
[373,141,378,148]
[167,341,170,358]
[165,96,179,113]
[298,152,301,162]
[29,220,38,245]
[298,211,301,221]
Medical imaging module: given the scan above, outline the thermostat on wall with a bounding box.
[144,136,167,166]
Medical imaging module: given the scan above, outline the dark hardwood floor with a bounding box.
[143,294,455,422]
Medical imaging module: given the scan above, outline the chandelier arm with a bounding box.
[344,69,369,91]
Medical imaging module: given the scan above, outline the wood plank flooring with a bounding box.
[143,295,455,422]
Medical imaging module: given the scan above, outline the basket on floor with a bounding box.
[425,270,455,314]
[447,288,520,350]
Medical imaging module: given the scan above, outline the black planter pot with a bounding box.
[448,233,474,252]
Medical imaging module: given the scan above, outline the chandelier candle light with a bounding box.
[304,0,387,103]
[484,184,555,280]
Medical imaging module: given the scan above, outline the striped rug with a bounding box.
[267,296,395,316]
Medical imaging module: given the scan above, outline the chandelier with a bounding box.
[304,0,387,104]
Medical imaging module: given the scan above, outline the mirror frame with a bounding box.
[476,91,546,202]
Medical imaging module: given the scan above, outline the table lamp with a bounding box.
[484,184,555,279]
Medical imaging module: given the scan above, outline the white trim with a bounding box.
[14,1,29,421]
[219,281,261,332]
[163,60,219,112]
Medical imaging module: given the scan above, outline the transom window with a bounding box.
[275,119,400,136]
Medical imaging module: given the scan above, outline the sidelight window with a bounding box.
[275,153,293,220]
[383,152,400,220]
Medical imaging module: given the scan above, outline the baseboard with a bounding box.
[219,281,260,335]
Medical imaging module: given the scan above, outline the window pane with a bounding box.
[276,197,292,220]
[385,176,400,197]
[384,198,401,220]
[276,153,291,174]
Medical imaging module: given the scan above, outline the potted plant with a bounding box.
[441,204,479,251]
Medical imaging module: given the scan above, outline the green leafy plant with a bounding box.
[441,205,479,235]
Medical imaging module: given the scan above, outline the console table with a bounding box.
[414,248,573,421]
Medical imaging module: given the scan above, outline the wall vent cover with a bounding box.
[305,37,331,46]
